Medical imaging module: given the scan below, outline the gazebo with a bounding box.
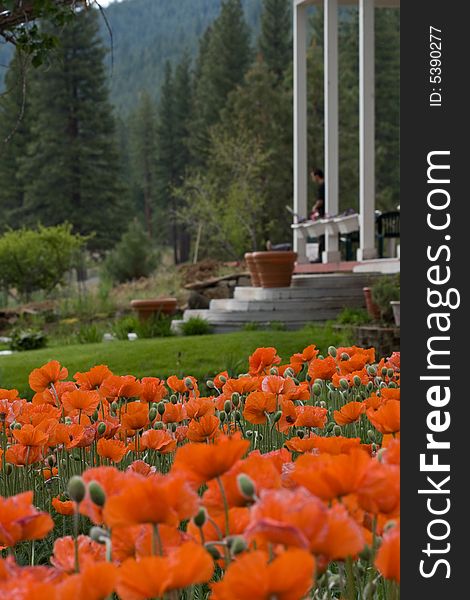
[292,0,400,265]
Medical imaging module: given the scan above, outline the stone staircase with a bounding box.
[171,272,380,334]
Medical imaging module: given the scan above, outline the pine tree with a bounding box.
[0,51,33,230]
[189,0,252,165]
[19,9,128,252]
[259,0,292,83]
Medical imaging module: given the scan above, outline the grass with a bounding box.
[0,325,352,398]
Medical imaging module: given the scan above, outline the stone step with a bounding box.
[185,308,341,323]
[291,272,378,288]
[171,319,309,335]
[209,296,364,312]
[234,285,365,301]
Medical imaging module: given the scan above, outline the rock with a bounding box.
[187,291,210,310]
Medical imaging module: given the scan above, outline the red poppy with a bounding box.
[0,491,54,547]
[52,495,75,516]
[315,503,365,561]
[375,525,400,583]
[185,397,215,420]
[12,424,49,447]
[100,375,142,400]
[58,562,118,600]
[211,549,315,600]
[294,405,328,429]
[141,428,177,453]
[74,365,113,390]
[243,391,277,424]
[61,389,100,416]
[307,356,337,381]
[5,444,44,466]
[290,344,319,369]
[121,402,149,432]
[29,360,68,393]
[51,535,106,573]
[334,401,365,425]
[139,377,167,403]
[187,414,220,442]
[366,400,400,434]
[161,402,186,424]
[97,438,127,463]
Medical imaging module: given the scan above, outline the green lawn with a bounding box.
[0,326,352,397]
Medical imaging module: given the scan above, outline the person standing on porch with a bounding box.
[310,168,325,221]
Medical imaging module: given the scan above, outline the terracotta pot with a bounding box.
[252,251,297,288]
[363,288,381,321]
[130,298,177,321]
[244,252,261,287]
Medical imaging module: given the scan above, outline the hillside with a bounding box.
[0,0,263,114]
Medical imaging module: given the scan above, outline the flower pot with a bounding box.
[252,251,297,288]
[363,287,381,321]
[390,300,400,327]
[334,213,360,234]
[130,298,177,321]
[244,252,261,287]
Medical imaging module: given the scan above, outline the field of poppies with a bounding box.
[0,342,400,599]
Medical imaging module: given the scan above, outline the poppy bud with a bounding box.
[151,402,158,409]
[333,425,342,437]
[231,393,240,406]
[353,375,362,387]
[224,400,232,414]
[229,535,247,555]
[327,390,335,402]
[219,412,226,424]
[340,352,350,361]
[317,355,324,360]
[13,422,22,430]
[157,402,166,415]
[237,473,256,499]
[65,417,73,425]
[67,475,86,504]
[386,368,394,378]
[170,395,178,404]
[377,448,387,463]
[340,378,349,390]
[111,401,118,412]
[306,374,312,382]
[184,377,194,390]
[219,375,227,384]
[367,366,377,376]
[97,422,106,435]
[193,507,207,528]
[284,367,295,378]
[47,455,56,467]
[384,520,397,532]
[297,429,305,439]
[148,407,157,422]
[366,381,374,392]
[273,411,282,423]
[89,526,109,544]
[312,383,322,396]
[381,367,388,377]
[359,544,373,562]
[367,430,376,443]
[91,410,99,422]
[171,423,177,433]
[5,463,12,475]
[258,433,264,441]
[206,380,215,389]
[234,411,242,422]
[245,430,253,438]
[319,400,327,408]
[326,422,335,433]
[270,367,279,376]
[371,443,379,453]
[153,421,164,430]
[88,480,106,507]
[205,544,221,560]
[388,381,398,388]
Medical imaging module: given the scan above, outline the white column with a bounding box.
[293,0,308,262]
[357,0,377,261]
[323,0,341,263]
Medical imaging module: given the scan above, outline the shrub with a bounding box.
[371,275,400,323]
[242,322,260,332]
[74,324,104,345]
[181,317,212,336]
[9,329,47,352]
[136,314,174,339]
[0,224,85,301]
[103,220,159,283]
[112,315,140,340]
[337,307,372,326]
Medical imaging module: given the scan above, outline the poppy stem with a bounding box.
[216,476,230,538]
[345,556,356,600]
[152,523,163,556]
[73,507,80,573]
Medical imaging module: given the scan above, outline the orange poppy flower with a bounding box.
[334,401,365,425]
[315,504,365,561]
[276,398,297,433]
[161,402,186,424]
[97,438,127,463]
[248,347,281,376]
[380,387,400,401]
[65,424,96,449]
[290,344,319,369]
[100,375,142,400]
[332,368,369,388]
[375,525,400,583]
[74,365,113,390]
[173,434,250,486]
[357,462,400,515]
[58,561,118,600]
[211,549,315,600]
[213,370,229,389]
[383,438,400,465]
[261,375,296,396]
[291,449,371,501]
[0,388,19,402]
[12,424,49,447]
[5,444,43,466]
[337,345,375,363]
[121,402,149,432]
[139,377,167,404]
[243,392,277,424]
[307,356,337,381]
[52,495,75,516]
[116,542,214,600]
[166,375,198,395]
[285,435,363,455]
[61,389,100,416]
[126,460,157,477]
[43,466,59,481]
[366,400,400,434]
[187,414,220,442]
[29,360,68,393]
[0,491,54,547]
[141,429,177,453]
[185,397,215,420]
[222,376,261,396]
[294,405,328,429]
[103,474,199,528]
[51,535,106,573]
[80,467,132,524]
[246,487,328,551]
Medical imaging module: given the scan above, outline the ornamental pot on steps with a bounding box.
[252,251,298,288]
[244,252,261,287]
[130,298,177,321]
[362,287,381,321]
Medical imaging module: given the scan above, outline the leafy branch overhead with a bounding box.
[0,0,86,65]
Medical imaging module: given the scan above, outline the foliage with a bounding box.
[258,0,292,83]
[74,323,104,345]
[112,313,174,340]
[8,328,47,351]
[0,224,85,301]
[336,307,372,326]
[103,220,159,284]
[181,317,213,336]
[371,274,400,323]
